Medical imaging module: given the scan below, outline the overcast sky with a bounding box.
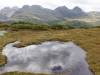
[0,0,100,12]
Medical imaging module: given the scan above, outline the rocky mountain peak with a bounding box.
[73,6,84,12]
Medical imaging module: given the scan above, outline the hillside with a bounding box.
[0,5,100,26]
[11,5,87,22]
[0,5,88,22]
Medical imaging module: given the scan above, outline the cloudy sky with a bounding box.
[0,0,100,12]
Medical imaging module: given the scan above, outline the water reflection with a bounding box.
[0,41,93,75]
[0,31,7,36]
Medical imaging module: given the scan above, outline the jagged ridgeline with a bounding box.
[0,5,87,22]
[0,5,100,26]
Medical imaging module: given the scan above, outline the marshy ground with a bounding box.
[0,28,100,75]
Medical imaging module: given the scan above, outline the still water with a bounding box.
[0,41,93,75]
[0,31,7,36]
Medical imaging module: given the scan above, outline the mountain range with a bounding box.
[0,5,100,24]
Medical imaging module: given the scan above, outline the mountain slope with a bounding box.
[11,5,59,22]
[0,7,18,21]
[0,5,98,23]
[11,5,88,22]
[0,7,18,17]
[54,6,87,18]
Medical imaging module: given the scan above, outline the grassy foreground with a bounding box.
[0,28,100,75]
[1,72,50,75]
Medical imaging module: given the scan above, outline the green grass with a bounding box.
[0,28,100,75]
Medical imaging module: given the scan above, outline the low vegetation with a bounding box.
[0,21,95,31]
[0,22,100,75]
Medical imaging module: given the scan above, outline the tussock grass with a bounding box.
[1,72,50,75]
[0,28,100,75]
